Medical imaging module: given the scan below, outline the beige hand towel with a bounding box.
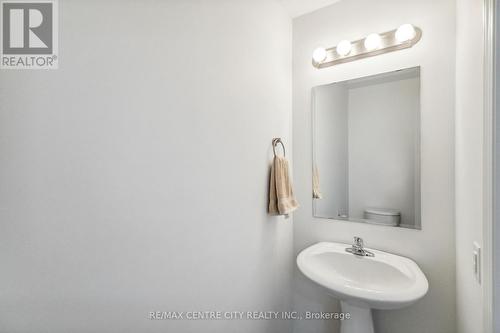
[312,165,323,199]
[269,156,299,215]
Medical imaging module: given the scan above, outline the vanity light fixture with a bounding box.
[312,47,327,63]
[395,23,416,42]
[312,24,422,68]
[336,40,352,56]
[364,33,381,51]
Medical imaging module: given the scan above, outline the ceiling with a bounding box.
[277,0,342,18]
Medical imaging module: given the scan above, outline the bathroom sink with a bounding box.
[297,241,428,333]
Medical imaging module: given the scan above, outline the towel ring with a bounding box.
[272,138,286,157]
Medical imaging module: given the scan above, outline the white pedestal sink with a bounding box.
[297,241,428,333]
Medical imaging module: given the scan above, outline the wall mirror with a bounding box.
[312,67,421,229]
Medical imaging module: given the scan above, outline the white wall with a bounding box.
[455,0,485,332]
[348,75,420,227]
[495,3,500,331]
[292,0,456,332]
[0,1,293,332]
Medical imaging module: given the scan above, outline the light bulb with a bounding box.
[312,47,327,63]
[395,24,416,43]
[364,33,381,51]
[336,40,352,56]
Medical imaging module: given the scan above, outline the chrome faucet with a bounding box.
[345,237,374,257]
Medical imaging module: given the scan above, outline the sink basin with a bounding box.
[297,241,428,333]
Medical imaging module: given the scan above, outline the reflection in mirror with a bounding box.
[312,67,421,229]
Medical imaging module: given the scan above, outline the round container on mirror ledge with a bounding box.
[363,208,401,226]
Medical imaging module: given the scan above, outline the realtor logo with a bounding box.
[1,0,58,69]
